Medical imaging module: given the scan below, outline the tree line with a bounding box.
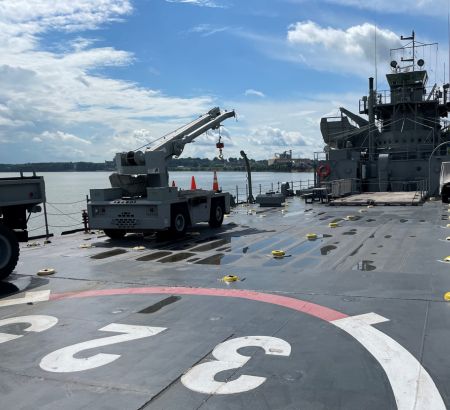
[0,157,314,173]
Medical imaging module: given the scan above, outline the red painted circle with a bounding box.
[50,287,347,322]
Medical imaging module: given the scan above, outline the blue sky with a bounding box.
[1,0,449,162]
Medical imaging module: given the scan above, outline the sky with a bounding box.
[1,0,449,163]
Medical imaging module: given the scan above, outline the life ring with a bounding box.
[317,164,331,178]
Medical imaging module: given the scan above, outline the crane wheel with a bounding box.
[209,200,224,228]
[0,224,19,280]
[104,229,126,240]
[170,207,188,237]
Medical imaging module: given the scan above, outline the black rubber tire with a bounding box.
[443,194,449,204]
[170,210,188,236]
[209,201,224,228]
[104,229,126,240]
[0,224,19,280]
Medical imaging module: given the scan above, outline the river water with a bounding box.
[1,171,314,236]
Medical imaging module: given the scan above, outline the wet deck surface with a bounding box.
[1,197,450,409]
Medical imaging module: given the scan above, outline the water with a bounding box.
[1,171,313,236]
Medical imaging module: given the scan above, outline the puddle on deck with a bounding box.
[194,253,242,265]
[319,245,337,255]
[91,249,127,259]
[353,260,376,271]
[189,239,229,252]
[136,251,172,261]
[159,252,195,263]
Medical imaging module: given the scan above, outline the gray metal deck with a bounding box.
[1,197,450,409]
[330,191,423,206]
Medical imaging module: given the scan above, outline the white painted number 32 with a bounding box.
[181,336,291,395]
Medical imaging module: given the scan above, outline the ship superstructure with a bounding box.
[319,32,450,195]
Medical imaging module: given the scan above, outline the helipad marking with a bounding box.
[50,287,347,322]
[332,313,446,410]
[40,323,166,373]
[0,315,58,344]
[0,290,50,308]
[181,336,291,395]
[24,287,447,408]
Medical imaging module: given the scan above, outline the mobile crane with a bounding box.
[87,107,236,239]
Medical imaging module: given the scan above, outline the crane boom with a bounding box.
[111,107,236,190]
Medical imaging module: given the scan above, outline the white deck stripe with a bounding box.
[332,313,445,410]
[0,290,50,308]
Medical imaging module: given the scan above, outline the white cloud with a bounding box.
[287,21,402,77]
[190,24,229,37]
[320,0,449,18]
[244,89,265,98]
[165,0,226,8]
[0,0,215,162]
[181,93,361,160]
[41,131,92,145]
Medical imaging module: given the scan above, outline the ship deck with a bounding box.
[330,191,423,206]
[1,197,450,409]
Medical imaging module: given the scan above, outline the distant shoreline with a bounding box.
[0,158,314,173]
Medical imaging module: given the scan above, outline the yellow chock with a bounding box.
[79,243,94,249]
[133,246,146,251]
[358,209,367,213]
[271,250,286,258]
[328,222,339,228]
[222,275,239,282]
[447,224,450,228]
[446,237,450,241]
[306,233,318,240]
[345,215,356,221]
[37,268,56,276]
[443,256,450,262]
[367,205,374,208]
[444,292,450,301]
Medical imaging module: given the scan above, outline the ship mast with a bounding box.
[400,31,416,71]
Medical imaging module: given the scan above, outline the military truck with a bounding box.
[88,107,236,239]
[0,173,46,280]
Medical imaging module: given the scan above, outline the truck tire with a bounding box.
[104,229,126,240]
[209,200,224,228]
[170,209,188,236]
[0,224,19,280]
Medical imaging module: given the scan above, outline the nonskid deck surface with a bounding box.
[1,197,450,409]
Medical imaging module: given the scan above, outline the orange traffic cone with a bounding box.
[172,180,176,187]
[190,176,197,190]
[212,171,219,192]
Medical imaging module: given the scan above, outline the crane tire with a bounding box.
[170,206,188,237]
[209,200,224,228]
[0,224,19,280]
